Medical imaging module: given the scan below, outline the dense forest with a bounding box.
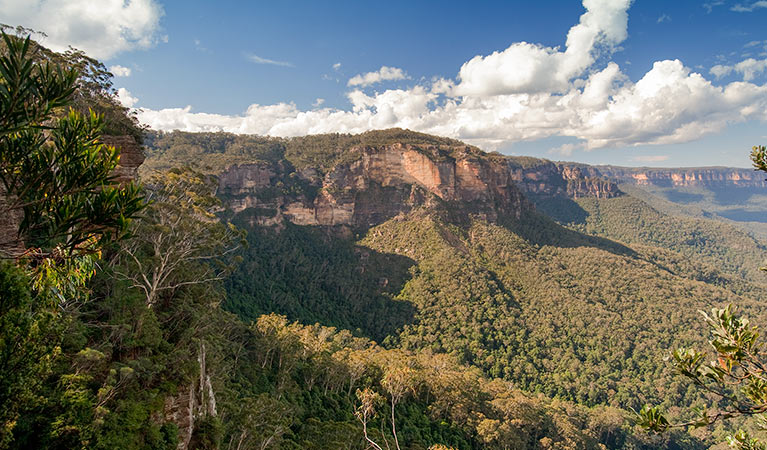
[5,33,767,450]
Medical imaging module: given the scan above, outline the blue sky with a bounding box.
[4,0,767,167]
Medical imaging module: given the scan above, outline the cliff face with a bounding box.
[219,144,534,228]
[506,159,622,199]
[597,166,767,188]
[102,135,146,184]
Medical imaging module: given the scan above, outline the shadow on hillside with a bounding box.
[712,186,760,205]
[223,220,416,343]
[663,191,705,204]
[502,206,638,258]
[529,196,590,225]
[718,208,767,223]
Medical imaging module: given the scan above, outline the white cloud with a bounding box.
[631,155,669,162]
[711,57,767,80]
[312,98,325,107]
[710,64,733,79]
[656,14,671,23]
[0,0,165,60]
[348,66,408,87]
[110,65,131,77]
[549,143,582,156]
[736,58,767,80]
[245,53,293,67]
[332,62,341,71]
[731,1,767,12]
[453,0,630,96]
[133,0,767,153]
[116,87,138,108]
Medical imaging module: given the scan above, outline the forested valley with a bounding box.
[5,33,767,450]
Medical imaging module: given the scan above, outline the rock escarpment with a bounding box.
[219,144,534,228]
[218,144,623,228]
[506,158,622,199]
[597,166,767,188]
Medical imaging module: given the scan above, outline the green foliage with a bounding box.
[0,261,59,447]
[0,32,145,448]
[562,195,767,281]
[115,168,244,308]
[0,24,145,141]
[728,429,767,450]
[0,32,144,258]
[224,221,415,342]
[143,128,767,448]
[751,146,767,174]
[222,202,767,448]
[638,305,767,447]
[636,405,670,433]
[284,128,476,173]
[9,171,235,448]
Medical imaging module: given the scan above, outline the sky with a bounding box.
[3,0,767,167]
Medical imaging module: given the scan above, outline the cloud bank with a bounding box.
[0,0,165,60]
[134,0,767,151]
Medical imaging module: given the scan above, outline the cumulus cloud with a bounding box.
[133,0,767,153]
[110,65,131,77]
[333,62,341,71]
[245,53,293,67]
[453,0,630,96]
[348,66,408,87]
[116,87,138,108]
[312,98,325,107]
[0,0,164,60]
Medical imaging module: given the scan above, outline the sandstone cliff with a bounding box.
[218,144,625,229]
[219,143,534,228]
[597,166,767,188]
[505,158,622,199]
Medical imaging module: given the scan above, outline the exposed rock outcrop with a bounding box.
[101,135,146,184]
[597,166,767,188]
[219,144,533,228]
[506,159,622,199]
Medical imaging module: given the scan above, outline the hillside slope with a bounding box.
[144,129,767,446]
